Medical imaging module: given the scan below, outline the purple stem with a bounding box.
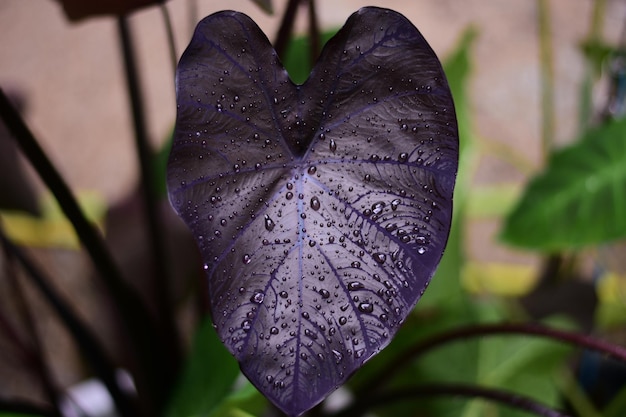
[307,0,321,68]
[358,322,626,396]
[274,0,302,61]
[334,383,571,417]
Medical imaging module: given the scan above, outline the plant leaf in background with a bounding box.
[581,39,618,77]
[501,116,626,251]
[166,317,240,417]
[0,192,106,249]
[282,31,337,85]
[167,7,458,416]
[463,315,575,417]
[250,0,273,15]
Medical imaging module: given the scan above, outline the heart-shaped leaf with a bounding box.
[168,7,458,416]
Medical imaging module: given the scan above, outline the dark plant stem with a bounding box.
[188,0,198,38]
[0,307,32,365]
[0,88,160,412]
[159,2,178,72]
[0,294,63,416]
[333,384,571,417]
[307,0,321,68]
[0,399,57,417]
[537,0,555,157]
[357,322,626,396]
[274,0,301,61]
[2,236,62,416]
[0,245,38,369]
[538,253,563,283]
[0,92,132,310]
[117,16,182,407]
[0,230,139,417]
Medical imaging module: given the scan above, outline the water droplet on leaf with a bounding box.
[332,349,343,363]
[358,303,374,313]
[241,319,252,332]
[310,196,321,211]
[250,290,265,304]
[373,252,387,264]
[348,281,364,291]
[264,215,275,231]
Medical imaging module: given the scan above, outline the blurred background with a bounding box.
[1,0,626,416]
[2,0,623,203]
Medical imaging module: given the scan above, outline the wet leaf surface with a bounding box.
[168,7,458,416]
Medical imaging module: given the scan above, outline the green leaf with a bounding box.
[166,317,240,417]
[605,385,626,417]
[501,116,626,251]
[250,0,273,14]
[465,317,575,417]
[580,39,617,76]
[206,381,267,417]
[443,26,478,153]
[282,31,337,84]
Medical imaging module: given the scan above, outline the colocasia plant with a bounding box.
[5,3,626,417]
[167,7,458,416]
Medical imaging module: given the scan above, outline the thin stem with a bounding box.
[557,367,603,417]
[0,399,57,417]
[578,0,607,129]
[188,0,198,38]
[0,308,33,365]
[307,0,321,69]
[0,229,139,417]
[274,0,301,61]
[536,0,564,301]
[117,16,182,407]
[537,0,556,158]
[159,2,178,72]
[0,88,159,413]
[0,286,63,414]
[333,384,571,417]
[0,91,130,308]
[589,0,606,43]
[357,322,626,396]
[0,244,38,367]
[2,233,62,416]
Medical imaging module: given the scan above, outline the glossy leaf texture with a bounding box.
[167,7,458,417]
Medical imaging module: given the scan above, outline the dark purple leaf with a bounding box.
[167,7,458,416]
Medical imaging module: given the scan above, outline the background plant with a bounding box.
[1,1,626,417]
